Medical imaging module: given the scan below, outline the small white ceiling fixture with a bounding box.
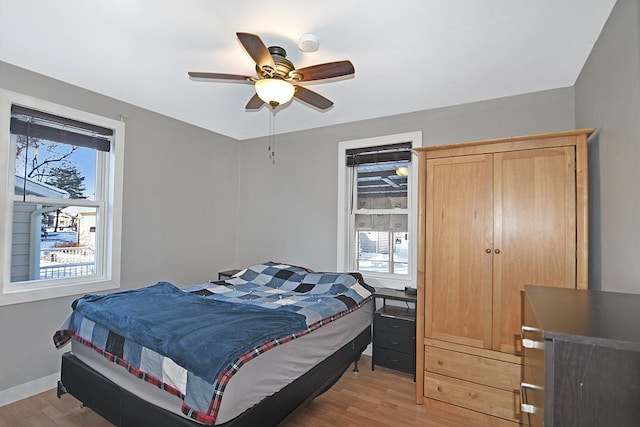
[298,33,320,52]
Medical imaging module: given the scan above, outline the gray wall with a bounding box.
[237,87,576,271]
[576,0,640,293]
[0,62,241,392]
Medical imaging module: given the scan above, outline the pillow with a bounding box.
[233,261,313,287]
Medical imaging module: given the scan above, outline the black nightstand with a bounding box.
[372,288,417,379]
[218,269,241,280]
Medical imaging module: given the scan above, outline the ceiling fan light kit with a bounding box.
[188,32,354,111]
[255,78,295,107]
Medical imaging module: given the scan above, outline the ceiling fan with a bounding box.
[188,32,355,111]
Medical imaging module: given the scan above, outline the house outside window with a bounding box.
[0,90,124,305]
[337,131,422,289]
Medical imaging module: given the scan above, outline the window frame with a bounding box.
[337,131,422,289]
[0,89,124,305]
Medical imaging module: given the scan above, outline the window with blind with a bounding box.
[348,143,411,274]
[337,132,422,288]
[0,90,124,305]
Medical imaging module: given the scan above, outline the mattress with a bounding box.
[71,299,372,424]
[55,262,374,425]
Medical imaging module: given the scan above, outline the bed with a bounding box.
[53,262,374,426]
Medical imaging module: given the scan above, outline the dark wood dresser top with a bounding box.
[525,285,640,351]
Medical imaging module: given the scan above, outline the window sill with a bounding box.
[0,279,119,306]
[357,272,413,290]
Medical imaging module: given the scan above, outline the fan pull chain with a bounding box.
[268,108,276,164]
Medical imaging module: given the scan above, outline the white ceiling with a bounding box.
[0,0,617,140]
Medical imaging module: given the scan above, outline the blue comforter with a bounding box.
[72,281,307,383]
[55,262,374,424]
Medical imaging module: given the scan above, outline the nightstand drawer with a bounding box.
[375,347,414,374]
[374,314,414,336]
[371,289,417,377]
[374,330,414,353]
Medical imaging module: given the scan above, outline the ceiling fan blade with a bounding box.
[245,93,264,110]
[188,71,254,83]
[291,60,355,82]
[236,32,276,71]
[294,86,334,110]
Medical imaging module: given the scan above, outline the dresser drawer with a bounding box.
[374,314,415,336]
[375,347,414,374]
[424,372,521,423]
[425,345,521,391]
[374,330,414,353]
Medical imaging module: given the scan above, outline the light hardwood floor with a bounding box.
[0,356,492,426]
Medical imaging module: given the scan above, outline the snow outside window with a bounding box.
[0,90,124,305]
[337,132,422,290]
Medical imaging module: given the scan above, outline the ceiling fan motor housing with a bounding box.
[257,46,295,80]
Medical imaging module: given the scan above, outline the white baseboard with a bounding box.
[362,342,372,356]
[0,372,60,408]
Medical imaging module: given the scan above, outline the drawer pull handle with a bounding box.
[521,382,543,391]
[521,402,538,414]
[389,341,399,345]
[388,358,399,363]
[522,338,545,350]
[521,325,542,334]
[520,382,543,414]
[436,386,443,392]
[437,359,443,365]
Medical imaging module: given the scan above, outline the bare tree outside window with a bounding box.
[1,91,124,305]
[9,107,104,283]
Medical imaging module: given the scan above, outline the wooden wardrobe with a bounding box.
[415,129,593,425]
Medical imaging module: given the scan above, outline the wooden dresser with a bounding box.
[415,129,593,425]
[523,285,640,426]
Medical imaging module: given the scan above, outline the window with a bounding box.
[337,132,422,289]
[0,90,124,305]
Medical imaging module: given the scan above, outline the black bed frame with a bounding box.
[57,326,371,427]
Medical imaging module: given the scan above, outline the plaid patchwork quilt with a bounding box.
[54,262,373,425]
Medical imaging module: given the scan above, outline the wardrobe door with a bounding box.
[425,154,493,349]
[492,147,576,354]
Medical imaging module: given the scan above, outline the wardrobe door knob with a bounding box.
[494,249,501,254]
[485,248,492,254]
